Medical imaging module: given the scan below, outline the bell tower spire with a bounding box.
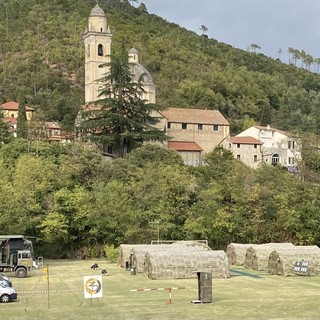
[83,3,112,104]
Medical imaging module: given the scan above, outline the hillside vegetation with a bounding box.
[0,141,320,257]
[1,0,320,134]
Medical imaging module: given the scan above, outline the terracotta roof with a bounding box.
[160,108,229,125]
[45,121,60,129]
[1,101,35,111]
[4,118,17,125]
[229,136,262,145]
[168,141,203,152]
[254,125,287,135]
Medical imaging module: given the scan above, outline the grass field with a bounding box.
[2,259,320,320]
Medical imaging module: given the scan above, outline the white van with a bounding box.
[0,283,17,303]
[0,272,12,287]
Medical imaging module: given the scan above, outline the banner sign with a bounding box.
[84,275,103,298]
[293,260,309,275]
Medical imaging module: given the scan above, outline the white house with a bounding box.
[236,125,301,171]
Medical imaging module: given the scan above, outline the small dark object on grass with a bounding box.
[101,269,108,275]
[91,263,99,270]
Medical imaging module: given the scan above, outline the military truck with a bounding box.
[0,235,35,278]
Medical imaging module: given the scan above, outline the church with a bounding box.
[81,2,230,165]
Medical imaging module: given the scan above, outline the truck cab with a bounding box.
[0,236,35,278]
[11,250,34,278]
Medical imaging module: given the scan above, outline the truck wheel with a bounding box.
[16,268,27,278]
[0,294,10,303]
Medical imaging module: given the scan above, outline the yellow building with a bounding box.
[83,3,155,105]
[1,101,34,121]
[1,101,34,137]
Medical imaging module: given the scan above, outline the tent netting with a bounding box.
[268,246,320,276]
[118,241,229,279]
[144,250,229,279]
[118,244,152,268]
[244,243,294,271]
[227,243,252,266]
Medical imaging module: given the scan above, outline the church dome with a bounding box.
[90,3,106,17]
[128,48,139,55]
[130,63,154,85]
[128,48,153,85]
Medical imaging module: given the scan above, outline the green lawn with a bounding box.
[2,260,320,320]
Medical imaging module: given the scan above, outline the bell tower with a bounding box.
[83,2,112,104]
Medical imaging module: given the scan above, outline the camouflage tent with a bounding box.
[118,241,213,274]
[144,250,229,279]
[268,246,320,276]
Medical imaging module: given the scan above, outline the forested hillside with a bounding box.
[1,0,320,134]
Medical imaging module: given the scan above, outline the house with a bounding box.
[223,136,263,169]
[235,125,301,170]
[1,101,35,137]
[1,102,72,142]
[1,101,34,121]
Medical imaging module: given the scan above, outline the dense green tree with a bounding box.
[80,51,168,157]
[16,98,28,139]
[0,109,12,145]
[125,144,184,167]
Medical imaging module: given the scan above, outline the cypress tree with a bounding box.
[17,97,28,139]
[0,108,12,146]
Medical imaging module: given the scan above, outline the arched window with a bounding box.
[272,153,280,164]
[98,44,103,56]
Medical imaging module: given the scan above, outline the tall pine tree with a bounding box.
[80,51,168,157]
[0,108,12,146]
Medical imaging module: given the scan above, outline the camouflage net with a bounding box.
[268,246,320,276]
[118,244,171,272]
[226,243,253,266]
[244,243,294,271]
[144,250,229,279]
[118,241,227,279]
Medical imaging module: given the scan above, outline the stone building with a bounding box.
[223,136,262,169]
[159,108,230,165]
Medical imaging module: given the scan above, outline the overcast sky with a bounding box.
[141,0,320,62]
